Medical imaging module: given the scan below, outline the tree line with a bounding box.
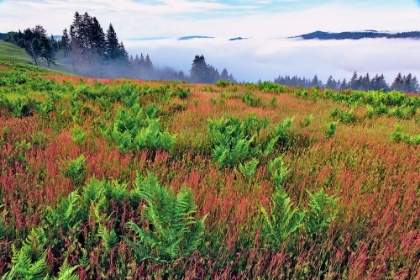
[3,12,235,83]
[274,72,419,93]
[293,30,420,40]
[190,55,234,84]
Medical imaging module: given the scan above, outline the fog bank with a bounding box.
[124,37,420,83]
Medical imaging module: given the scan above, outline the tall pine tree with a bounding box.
[190,55,210,83]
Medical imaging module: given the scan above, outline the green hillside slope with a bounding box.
[0,40,32,63]
[0,40,72,74]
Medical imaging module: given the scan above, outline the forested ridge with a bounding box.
[274,72,419,93]
[292,30,420,40]
[2,12,235,83]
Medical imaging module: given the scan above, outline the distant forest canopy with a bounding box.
[274,72,419,93]
[291,30,420,40]
[2,11,235,83]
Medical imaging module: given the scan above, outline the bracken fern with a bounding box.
[261,186,305,250]
[305,189,338,237]
[126,172,206,262]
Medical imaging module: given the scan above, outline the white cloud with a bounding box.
[124,37,420,83]
[1,1,419,38]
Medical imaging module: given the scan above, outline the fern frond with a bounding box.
[7,243,48,280]
[174,188,196,221]
[305,189,338,236]
[238,158,259,180]
[126,173,206,262]
[263,136,278,156]
[97,223,119,251]
[63,191,80,222]
[275,117,294,144]
[213,145,228,169]
[0,205,8,241]
[261,187,305,250]
[54,259,79,280]
[268,156,289,189]
[61,155,87,186]
[83,177,104,206]
[183,215,207,254]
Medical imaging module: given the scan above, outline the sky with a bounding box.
[1,0,420,82]
[1,0,419,39]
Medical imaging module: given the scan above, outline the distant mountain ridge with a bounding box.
[126,36,251,41]
[178,36,214,41]
[291,30,420,40]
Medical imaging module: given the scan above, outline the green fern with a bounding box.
[109,106,175,153]
[238,158,259,180]
[325,122,337,139]
[82,177,106,206]
[300,114,313,127]
[275,117,294,145]
[391,125,420,145]
[52,259,79,280]
[144,103,161,118]
[110,107,140,153]
[97,223,119,251]
[263,136,278,156]
[242,113,268,137]
[45,191,84,242]
[108,179,129,202]
[305,189,338,236]
[60,155,87,186]
[71,126,86,145]
[134,118,175,151]
[126,172,206,262]
[0,205,7,241]
[268,156,289,188]
[207,116,261,169]
[261,187,305,250]
[2,229,48,280]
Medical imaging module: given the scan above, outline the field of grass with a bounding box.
[0,40,73,74]
[0,50,419,279]
[0,41,33,64]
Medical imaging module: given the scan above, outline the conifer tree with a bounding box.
[403,73,412,92]
[411,76,419,93]
[326,75,335,89]
[190,55,209,83]
[220,68,229,81]
[378,74,389,91]
[40,33,55,68]
[391,73,403,91]
[106,23,120,60]
[361,72,371,90]
[22,25,52,66]
[349,71,359,90]
[144,54,153,70]
[90,17,106,58]
[340,78,347,90]
[311,75,320,87]
[139,53,145,66]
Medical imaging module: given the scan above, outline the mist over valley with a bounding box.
[124,36,420,84]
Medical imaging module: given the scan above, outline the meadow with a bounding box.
[0,41,419,279]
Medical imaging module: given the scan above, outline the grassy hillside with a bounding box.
[0,58,419,279]
[0,40,72,74]
[0,40,32,63]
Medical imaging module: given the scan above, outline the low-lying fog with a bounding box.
[124,37,420,83]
